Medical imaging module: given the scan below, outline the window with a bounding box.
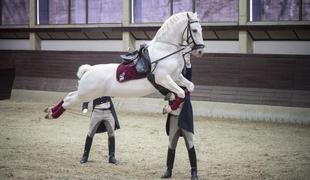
[251,0,300,21]
[37,0,122,24]
[302,0,310,20]
[196,0,239,22]
[38,0,49,24]
[133,0,171,23]
[49,0,69,24]
[71,0,86,24]
[2,0,29,25]
[173,0,192,14]
[88,0,122,23]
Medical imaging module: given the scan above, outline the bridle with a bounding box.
[150,13,205,71]
[180,14,205,51]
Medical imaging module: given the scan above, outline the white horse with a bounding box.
[45,12,205,119]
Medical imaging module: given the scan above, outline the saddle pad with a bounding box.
[116,62,145,82]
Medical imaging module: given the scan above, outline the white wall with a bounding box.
[0,39,123,52]
[202,41,310,55]
[0,39,30,50]
[136,40,240,54]
[1,39,310,55]
[205,41,240,53]
[254,41,310,55]
[41,40,123,51]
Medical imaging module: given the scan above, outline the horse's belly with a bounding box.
[107,78,156,97]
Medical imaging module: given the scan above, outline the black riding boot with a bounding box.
[161,148,175,178]
[108,136,118,164]
[80,135,93,164]
[188,146,198,180]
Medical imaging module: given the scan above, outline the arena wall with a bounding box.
[1,50,309,108]
[1,50,310,123]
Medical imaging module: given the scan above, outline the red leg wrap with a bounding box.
[52,100,64,113]
[52,106,66,119]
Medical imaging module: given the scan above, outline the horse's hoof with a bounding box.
[178,91,185,98]
[188,82,195,92]
[44,107,51,113]
[45,113,53,119]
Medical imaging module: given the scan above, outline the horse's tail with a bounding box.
[77,64,91,79]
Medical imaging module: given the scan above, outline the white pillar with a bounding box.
[122,0,135,51]
[29,0,41,50]
[238,0,252,53]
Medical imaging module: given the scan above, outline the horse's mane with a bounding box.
[153,12,196,43]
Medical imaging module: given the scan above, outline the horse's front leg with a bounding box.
[176,74,194,92]
[156,74,185,98]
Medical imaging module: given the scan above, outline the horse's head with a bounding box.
[153,12,205,57]
[183,12,205,57]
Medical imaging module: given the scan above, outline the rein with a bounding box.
[150,46,197,73]
[151,47,185,65]
[150,47,185,73]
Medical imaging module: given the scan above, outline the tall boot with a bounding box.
[80,135,93,164]
[108,136,118,164]
[188,146,198,180]
[161,148,175,178]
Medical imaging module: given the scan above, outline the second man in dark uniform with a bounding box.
[80,96,120,164]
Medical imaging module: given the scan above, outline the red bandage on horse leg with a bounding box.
[52,100,64,113]
[170,95,184,110]
[170,90,190,111]
[52,106,66,119]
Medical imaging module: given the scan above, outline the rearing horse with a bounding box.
[45,12,205,119]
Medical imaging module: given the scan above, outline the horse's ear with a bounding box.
[194,12,198,18]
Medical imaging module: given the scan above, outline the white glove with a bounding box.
[162,105,172,114]
[82,109,88,114]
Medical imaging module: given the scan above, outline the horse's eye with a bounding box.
[193,29,197,33]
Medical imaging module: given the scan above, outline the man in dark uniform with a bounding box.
[80,96,120,164]
[161,54,198,180]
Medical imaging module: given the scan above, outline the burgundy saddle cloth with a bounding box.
[116,61,146,82]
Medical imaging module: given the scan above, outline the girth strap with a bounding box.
[147,73,170,96]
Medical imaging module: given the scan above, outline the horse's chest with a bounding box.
[170,64,184,79]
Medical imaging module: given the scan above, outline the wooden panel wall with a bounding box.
[191,53,310,91]
[0,50,310,107]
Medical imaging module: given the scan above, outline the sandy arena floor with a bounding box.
[0,99,310,180]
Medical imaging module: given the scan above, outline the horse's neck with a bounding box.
[149,40,180,51]
[153,18,187,47]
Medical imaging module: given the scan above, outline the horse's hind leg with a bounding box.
[62,91,79,109]
[44,91,76,113]
[45,91,79,119]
